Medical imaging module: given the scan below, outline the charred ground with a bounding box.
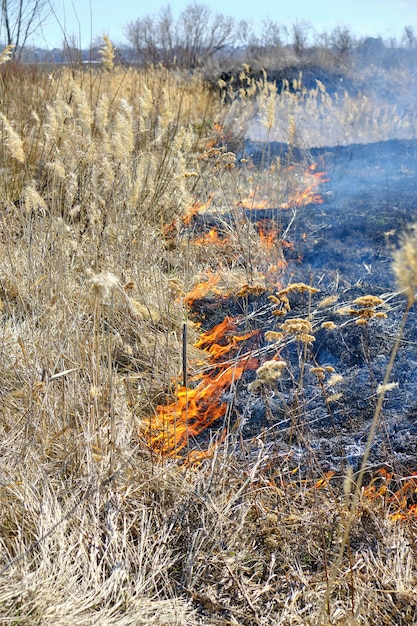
[185,138,417,482]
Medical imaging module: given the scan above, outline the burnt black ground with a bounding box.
[191,138,417,482]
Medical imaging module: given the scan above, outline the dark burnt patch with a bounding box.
[187,138,417,478]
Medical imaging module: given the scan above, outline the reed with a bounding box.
[0,47,416,625]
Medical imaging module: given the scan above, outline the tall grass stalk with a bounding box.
[0,49,416,625]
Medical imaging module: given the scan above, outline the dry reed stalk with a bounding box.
[0,60,416,626]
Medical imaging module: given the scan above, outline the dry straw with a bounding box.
[100,34,116,71]
[392,223,417,306]
[0,112,25,163]
[319,224,417,622]
[0,52,416,625]
[0,43,15,64]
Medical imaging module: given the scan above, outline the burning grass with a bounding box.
[0,52,416,625]
[143,317,260,457]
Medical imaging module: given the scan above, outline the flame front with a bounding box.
[279,165,327,209]
[240,164,327,211]
[184,271,222,306]
[363,468,417,521]
[183,194,214,226]
[150,159,328,460]
[257,220,280,252]
[144,318,259,457]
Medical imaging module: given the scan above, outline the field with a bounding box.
[0,43,417,624]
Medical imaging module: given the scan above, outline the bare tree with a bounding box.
[401,25,417,49]
[291,19,311,56]
[125,2,235,69]
[157,5,176,65]
[329,26,354,57]
[239,18,287,68]
[125,15,160,65]
[177,3,234,68]
[1,0,52,59]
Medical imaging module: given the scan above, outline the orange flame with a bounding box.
[193,227,231,248]
[144,318,259,456]
[152,161,328,460]
[280,165,328,209]
[239,193,271,210]
[315,470,335,488]
[363,468,417,521]
[183,194,214,226]
[185,430,227,465]
[240,164,327,212]
[184,272,222,306]
[257,220,280,252]
[196,317,257,361]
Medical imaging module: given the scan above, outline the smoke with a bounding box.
[242,42,417,147]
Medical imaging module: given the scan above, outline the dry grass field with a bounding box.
[0,42,416,624]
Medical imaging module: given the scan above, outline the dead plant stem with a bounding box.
[319,299,413,623]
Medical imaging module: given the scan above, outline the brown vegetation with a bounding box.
[0,44,416,625]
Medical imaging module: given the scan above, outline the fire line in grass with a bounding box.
[146,161,327,459]
[239,163,327,210]
[363,468,417,522]
[144,317,260,457]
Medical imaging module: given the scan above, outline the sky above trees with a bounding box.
[30,0,417,48]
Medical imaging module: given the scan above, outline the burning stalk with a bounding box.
[143,317,260,457]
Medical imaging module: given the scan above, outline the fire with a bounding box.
[195,317,236,349]
[363,468,417,521]
[196,317,257,361]
[315,470,335,488]
[185,430,227,465]
[257,220,280,252]
[146,160,328,460]
[279,165,327,209]
[239,164,327,212]
[265,261,287,283]
[184,271,222,306]
[144,317,260,457]
[239,192,271,210]
[176,164,327,234]
[183,194,214,226]
[193,227,231,247]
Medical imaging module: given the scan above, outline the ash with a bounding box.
[192,138,417,478]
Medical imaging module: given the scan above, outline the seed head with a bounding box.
[377,381,399,395]
[248,359,286,391]
[326,392,343,403]
[280,318,314,342]
[352,295,384,308]
[310,366,326,380]
[279,283,319,296]
[321,321,336,330]
[318,295,338,308]
[392,225,417,306]
[264,330,284,342]
[0,44,15,64]
[89,271,119,304]
[0,113,25,163]
[100,35,115,71]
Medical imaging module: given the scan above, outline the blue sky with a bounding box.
[37,0,417,48]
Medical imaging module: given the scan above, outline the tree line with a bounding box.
[1,0,417,66]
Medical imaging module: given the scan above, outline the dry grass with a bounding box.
[225,67,417,147]
[0,53,416,625]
